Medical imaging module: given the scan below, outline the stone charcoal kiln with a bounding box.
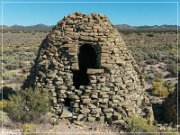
[23,12,152,125]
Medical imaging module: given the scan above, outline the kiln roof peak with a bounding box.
[56,12,109,26]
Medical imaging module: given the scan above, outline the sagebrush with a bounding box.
[4,88,50,123]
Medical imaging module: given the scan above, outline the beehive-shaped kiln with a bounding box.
[23,12,152,125]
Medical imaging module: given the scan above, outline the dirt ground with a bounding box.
[1,119,123,135]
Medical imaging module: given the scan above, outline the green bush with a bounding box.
[4,88,50,123]
[152,78,169,97]
[126,115,158,134]
[163,80,175,93]
[22,123,37,135]
[3,70,18,80]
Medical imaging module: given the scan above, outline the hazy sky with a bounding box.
[0,0,179,26]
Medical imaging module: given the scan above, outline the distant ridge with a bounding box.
[115,24,179,31]
[1,24,179,32]
[1,24,54,31]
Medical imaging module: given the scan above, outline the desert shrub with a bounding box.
[126,115,158,134]
[0,100,9,110]
[166,62,178,77]
[22,123,37,135]
[163,80,175,93]
[154,71,163,79]
[3,70,18,80]
[4,63,19,70]
[154,78,162,82]
[144,53,151,60]
[151,79,175,97]
[4,88,50,123]
[133,53,144,61]
[152,78,169,97]
[146,59,157,65]
[146,33,154,37]
[156,52,163,61]
[2,70,25,84]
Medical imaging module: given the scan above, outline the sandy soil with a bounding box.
[0,119,123,135]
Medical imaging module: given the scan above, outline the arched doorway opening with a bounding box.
[73,44,101,89]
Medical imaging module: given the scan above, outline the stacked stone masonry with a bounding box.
[23,12,152,125]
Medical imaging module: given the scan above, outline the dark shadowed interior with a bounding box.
[73,44,101,89]
[64,98,71,107]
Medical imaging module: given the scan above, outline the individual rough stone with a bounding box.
[77,114,86,121]
[87,69,104,74]
[88,116,96,122]
[60,108,73,118]
[80,108,90,114]
[71,63,79,70]
[50,116,58,125]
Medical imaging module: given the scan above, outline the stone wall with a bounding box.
[23,12,152,125]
